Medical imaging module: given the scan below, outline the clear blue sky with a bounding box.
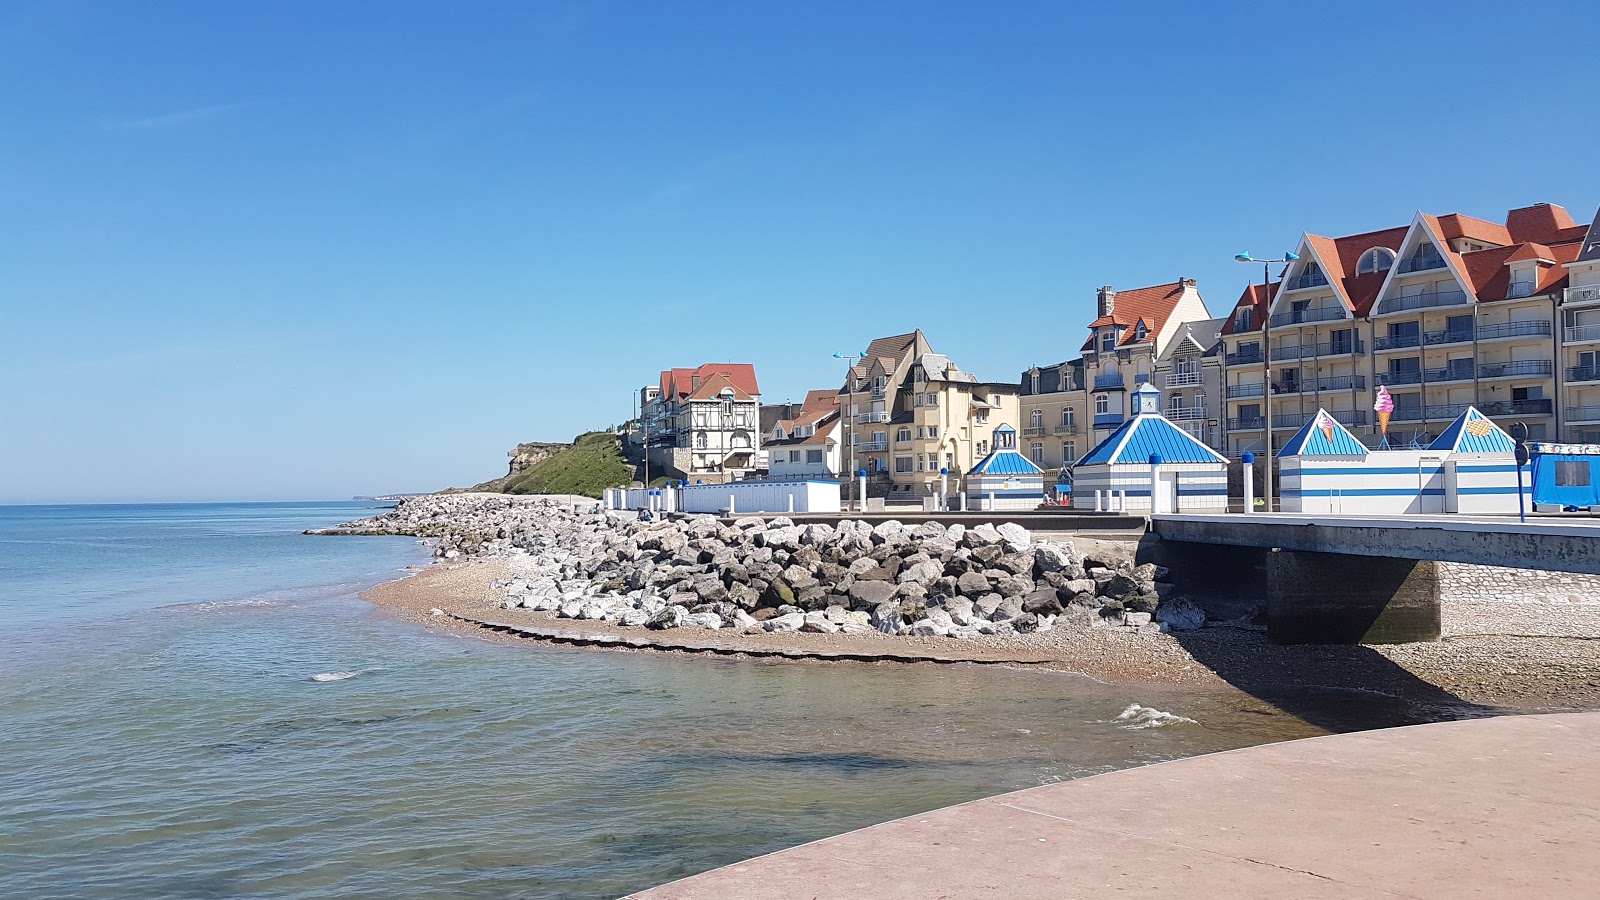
[4,0,1597,503]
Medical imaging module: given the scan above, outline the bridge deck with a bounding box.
[629,712,1600,899]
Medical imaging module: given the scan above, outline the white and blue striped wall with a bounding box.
[1280,450,1519,515]
[1071,461,1228,513]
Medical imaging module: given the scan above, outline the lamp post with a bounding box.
[1234,250,1299,512]
[833,350,869,511]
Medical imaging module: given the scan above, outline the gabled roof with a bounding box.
[1428,407,1517,454]
[914,353,976,383]
[1506,203,1578,246]
[1076,414,1228,466]
[1460,240,1580,302]
[1083,281,1196,349]
[1279,409,1369,457]
[685,372,754,402]
[1577,208,1600,264]
[662,363,761,400]
[1220,281,1275,336]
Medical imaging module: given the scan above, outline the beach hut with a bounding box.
[1426,407,1521,514]
[966,425,1045,510]
[1070,383,1228,513]
[1529,443,1600,510]
[1278,409,1374,514]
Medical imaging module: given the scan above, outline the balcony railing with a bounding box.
[1568,406,1600,423]
[1166,407,1208,421]
[1092,372,1125,389]
[858,439,887,452]
[1377,289,1468,315]
[1566,285,1600,306]
[1375,366,1473,387]
[1476,320,1552,342]
[1569,366,1600,384]
[1272,375,1367,394]
[858,411,891,423]
[1270,306,1347,328]
[1396,254,1446,274]
[1269,338,1365,361]
[1227,416,1264,430]
[1021,426,1047,437]
[1092,413,1124,428]
[1479,399,1553,417]
[1477,360,1553,379]
[1053,423,1078,435]
[1286,272,1329,290]
[1226,382,1265,399]
[1391,403,1472,423]
[1163,370,1202,387]
[1566,324,1600,343]
[1226,349,1264,367]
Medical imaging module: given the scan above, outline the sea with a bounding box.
[0,501,1460,899]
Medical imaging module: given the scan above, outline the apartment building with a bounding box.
[1018,359,1086,472]
[1151,318,1226,448]
[1220,202,1595,453]
[764,390,842,479]
[1558,211,1600,441]
[645,363,762,483]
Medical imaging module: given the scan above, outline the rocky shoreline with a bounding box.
[318,493,1207,640]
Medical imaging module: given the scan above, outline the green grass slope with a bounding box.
[501,431,632,498]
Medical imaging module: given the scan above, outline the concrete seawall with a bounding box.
[629,711,1600,899]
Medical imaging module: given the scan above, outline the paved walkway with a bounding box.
[630,712,1600,899]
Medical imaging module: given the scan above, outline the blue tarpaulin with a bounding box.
[1529,444,1600,508]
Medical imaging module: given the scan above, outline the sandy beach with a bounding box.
[366,555,1600,713]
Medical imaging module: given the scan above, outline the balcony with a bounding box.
[1163,370,1202,387]
[1165,407,1208,421]
[1272,375,1367,394]
[1286,272,1329,291]
[858,439,888,452]
[1396,253,1446,274]
[1566,285,1600,306]
[1375,366,1473,387]
[1392,403,1472,423]
[1269,338,1366,361]
[1226,382,1266,399]
[870,387,886,399]
[1566,324,1600,344]
[1476,320,1552,342]
[1376,289,1468,315]
[1092,413,1124,428]
[1477,360,1553,379]
[1568,407,1600,423]
[1021,426,1048,438]
[1479,399,1553,417]
[1226,349,1264,367]
[858,411,891,424]
[1093,372,1125,390]
[1269,306,1347,328]
[1227,416,1264,430]
[1569,366,1600,384]
[1053,423,1079,435]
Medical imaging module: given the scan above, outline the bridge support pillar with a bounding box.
[1266,549,1441,644]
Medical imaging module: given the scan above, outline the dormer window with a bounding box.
[1236,308,1254,331]
[1099,329,1117,352]
[1508,265,1538,299]
[1290,262,1328,289]
[1357,247,1395,275]
[1134,322,1148,342]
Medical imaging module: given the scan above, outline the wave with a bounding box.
[309,667,385,683]
[1112,703,1197,729]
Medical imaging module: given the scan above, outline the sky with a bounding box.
[4,0,1599,503]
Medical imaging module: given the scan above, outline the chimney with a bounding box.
[1182,277,1197,289]
[1097,285,1116,317]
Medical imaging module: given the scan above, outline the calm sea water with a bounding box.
[0,502,1446,899]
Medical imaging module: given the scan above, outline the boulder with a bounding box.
[907,618,947,637]
[618,609,652,627]
[801,612,840,634]
[1021,589,1064,616]
[956,571,992,596]
[1033,540,1083,573]
[897,559,944,586]
[848,580,896,608]
[683,612,724,629]
[763,612,806,633]
[1125,611,1153,627]
[962,523,1003,548]
[945,597,978,626]
[974,593,1004,618]
[647,605,688,629]
[1155,598,1206,631]
[871,601,903,634]
[995,522,1031,553]
[1011,612,1039,634]
[824,604,851,625]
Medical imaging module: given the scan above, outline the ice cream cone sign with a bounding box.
[1374,386,1395,435]
[1317,410,1336,446]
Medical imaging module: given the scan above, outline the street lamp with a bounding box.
[1234,250,1298,513]
[833,350,869,511]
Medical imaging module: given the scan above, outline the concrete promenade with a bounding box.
[630,712,1600,899]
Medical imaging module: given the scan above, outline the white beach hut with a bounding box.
[1070,383,1228,513]
[966,425,1045,511]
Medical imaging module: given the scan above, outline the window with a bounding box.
[945,452,954,470]
[1061,408,1075,428]
[1558,460,1592,487]
[1095,394,1109,415]
[789,450,801,462]
[1169,392,1184,411]
[1134,322,1147,341]
[1328,328,1353,354]
[695,432,707,449]
[807,449,824,464]
[1029,370,1040,394]
[1357,247,1395,275]
[1236,308,1253,331]
[927,453,939,470]
[1100,329,1116,352]
[1030,409,1043,428]
[927,425,938,439]
[895,456,914,473]
[1061,442,1075,463]
[895,427,912,443]
[976,440,988,456]
[975,410,988,425]
[1030,442,1044,464]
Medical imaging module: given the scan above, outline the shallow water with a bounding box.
[0,502,1473,899]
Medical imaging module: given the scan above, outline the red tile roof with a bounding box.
[1219,281,1276,336]
[1505,203,1577,246]
[684,371,755,402]
[1081,280,1195,348]
[661,363,761,399]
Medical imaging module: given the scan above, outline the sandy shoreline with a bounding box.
[364,556,1600,713]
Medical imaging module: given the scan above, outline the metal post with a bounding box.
[858,470,867,513]
[939,466,948,511]
[1262,261,1274,512]
[1242,451,1255,514]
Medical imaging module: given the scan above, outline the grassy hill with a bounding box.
[498,431,632,498]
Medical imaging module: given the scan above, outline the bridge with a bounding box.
[1148,513,1600,644]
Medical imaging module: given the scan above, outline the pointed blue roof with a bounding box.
[1428,407,1516,454]
[971,446,1044,476]
[1076,413,1227,466]
[1279,409,1369,457]
[992,423,1016,433]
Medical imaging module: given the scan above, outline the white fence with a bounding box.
[606,480,842,515]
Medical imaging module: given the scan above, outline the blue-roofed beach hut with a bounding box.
[1070,383,1227,513]
[967,425,1045,510]
[1529,443,1600,510]
[1279,409,1373,514]
[1427,407,1520,514]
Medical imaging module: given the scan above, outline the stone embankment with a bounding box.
[319,493,1209,640]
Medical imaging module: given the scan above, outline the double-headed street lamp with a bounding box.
[833,350,869,511]
[1234,250,1298,513]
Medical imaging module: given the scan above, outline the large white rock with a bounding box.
[763,612,807,633]
[996,522,1032,553]
[683,612,724,629]
[1155,599,1207,631]
[963,523,1003,548]
[897,559,944,586]
[907,618,949,637]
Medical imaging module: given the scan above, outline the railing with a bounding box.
[1479,399,1553,417]
[1390,403,1472,423]
[1092,372,1125,389]
[1272,374,1367,394]
[1506,281,1537,299]
[1053,423,1078,435]
[1375,366,1473,387]
[858,411,891,423]
[1569,366,1600,383]
[1226,349,1264,366]
[1269,338,1365,361]
[1021,426,1047,437]
[1567,406,1600,423]
[1476,320,1552,341]
[1163,370,1202,386]
[1396,254,1446,274]
[1377,289,1468,314]
[1165,407,1208,421]
[1286,272,1329,290]
[1375,327,1477,350]
[1092,413,1124,428]
[1565,324,1600,343]
[870,387,886,399]
[1567,285,1600,306]
[1270,306,1347,327]
[858,439,888,452]
[1227,416,1264,430]
[1226,382,1266,399]
[1477,360,1552,379]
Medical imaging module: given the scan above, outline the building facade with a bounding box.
[644,363,763,483]
[1018,359,1086,473]
[764,390,842,479]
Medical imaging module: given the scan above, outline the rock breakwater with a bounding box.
[318,494,1207,640]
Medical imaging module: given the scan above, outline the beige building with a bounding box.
[1080,280,1214,445]
[1558,210,1600,441]
[1018,360,1086,473]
